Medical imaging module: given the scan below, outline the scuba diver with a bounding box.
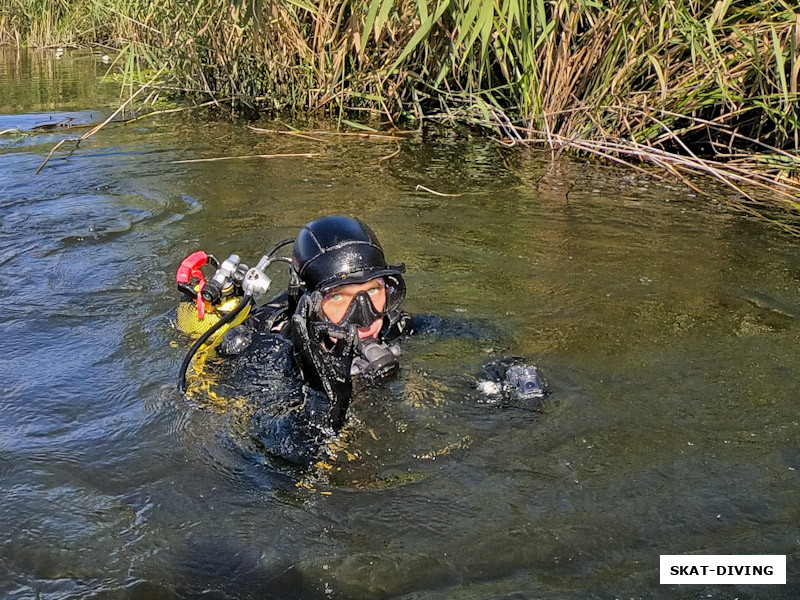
[175,216,417,462]
[175,215,545,463]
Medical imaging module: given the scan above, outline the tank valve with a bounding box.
[202,254,243,304]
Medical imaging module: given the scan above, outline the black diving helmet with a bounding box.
[291,215,406,328]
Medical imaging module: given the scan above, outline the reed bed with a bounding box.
[4,0,800,226]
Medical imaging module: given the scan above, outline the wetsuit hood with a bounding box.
[291,215,405,293]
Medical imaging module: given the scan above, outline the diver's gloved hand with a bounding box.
[291,291,358,429]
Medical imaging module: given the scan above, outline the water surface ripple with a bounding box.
[1,48,799,600]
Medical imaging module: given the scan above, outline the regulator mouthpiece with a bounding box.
[350,338,400,379]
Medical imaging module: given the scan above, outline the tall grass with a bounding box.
[0,0,134,47]
[4,0,800,221]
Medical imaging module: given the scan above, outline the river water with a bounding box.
[1,48,799,600]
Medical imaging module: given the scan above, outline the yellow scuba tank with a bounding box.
[177,290,251,352]
[177,295,251,335]
[177,245,280,396]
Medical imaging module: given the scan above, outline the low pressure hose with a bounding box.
[178,292,254,395]
[266,237,294,259]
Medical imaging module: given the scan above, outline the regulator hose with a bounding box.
[178,292,254,395]
[266,237,294,259]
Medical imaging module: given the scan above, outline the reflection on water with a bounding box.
[0,47,118,114]
[1,49,799,599]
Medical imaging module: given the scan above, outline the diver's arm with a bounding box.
[249,332,355,464]
[383,312,494,340]
[217,327,349,463]
[249,383,343,464]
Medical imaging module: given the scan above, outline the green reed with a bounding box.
[4,0,797,145]
[4,0,800,219]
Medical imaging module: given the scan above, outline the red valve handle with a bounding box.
[176,251,210,320]
[196,289,206,320]
[176,250,210,285]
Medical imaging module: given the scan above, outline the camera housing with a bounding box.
[504,365,544,400]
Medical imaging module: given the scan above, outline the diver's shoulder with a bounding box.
[216,292,293,357]
[252,291,291,324]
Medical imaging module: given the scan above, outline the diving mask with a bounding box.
[334,290,384,329]
[320,274,406,329]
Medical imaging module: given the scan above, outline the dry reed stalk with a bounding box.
[122,97,238,123]
[35,68,164,174]
[415,184,462,197]
[171,153,321,163]
[248,126,410,141]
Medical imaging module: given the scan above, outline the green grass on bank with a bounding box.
[3,0,800,226]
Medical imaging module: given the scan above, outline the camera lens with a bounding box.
[524,380,537,391]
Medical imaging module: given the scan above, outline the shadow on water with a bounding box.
[1,48,800,599]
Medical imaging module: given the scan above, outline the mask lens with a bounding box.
[384,274,406,315]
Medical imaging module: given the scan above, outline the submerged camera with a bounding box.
[504,365,544,400]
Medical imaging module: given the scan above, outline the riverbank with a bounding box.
[3,1,800,230]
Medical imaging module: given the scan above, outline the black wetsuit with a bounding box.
[214,291,417,463]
